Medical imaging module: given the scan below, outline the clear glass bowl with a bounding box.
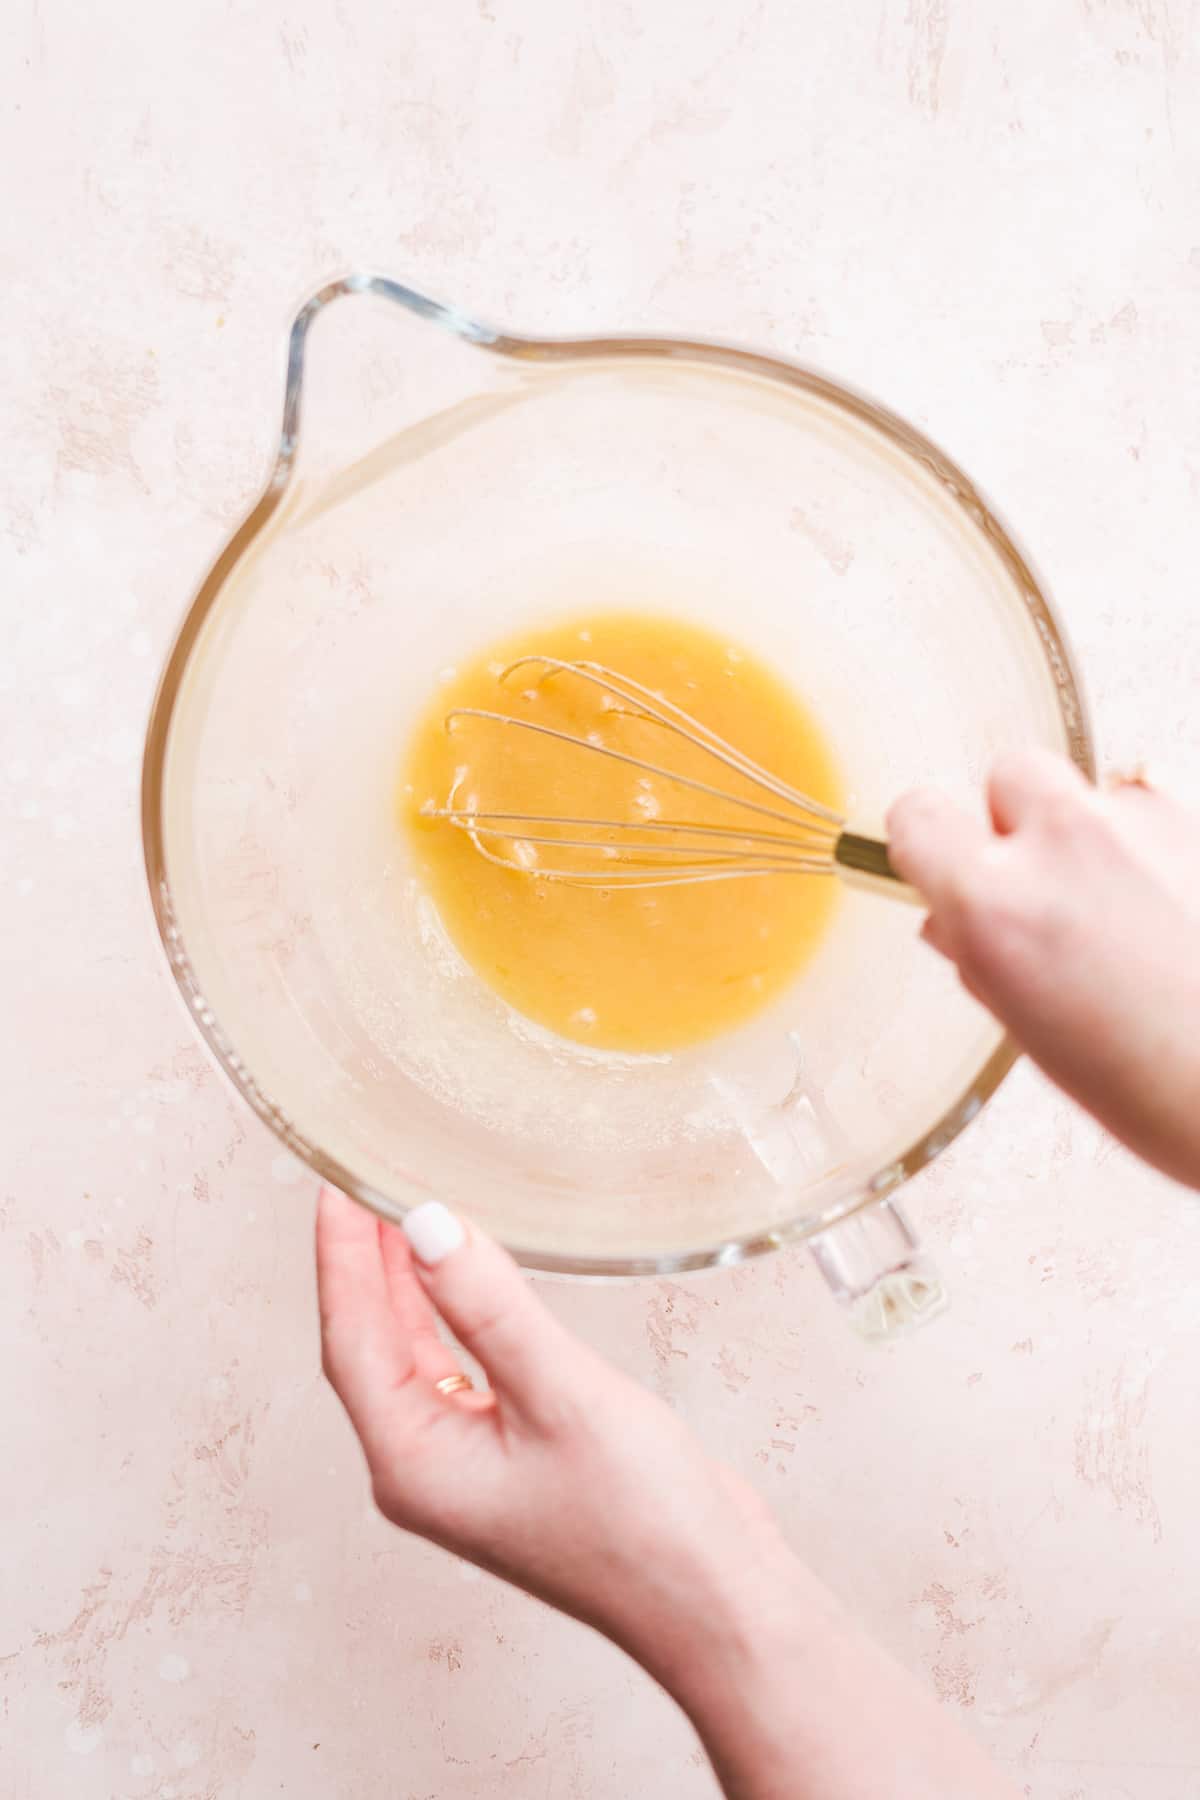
[142,275,1094,1336]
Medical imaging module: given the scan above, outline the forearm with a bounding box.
[638,1540,1019,1800]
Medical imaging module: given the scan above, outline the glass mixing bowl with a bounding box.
[142,275,1094,1337]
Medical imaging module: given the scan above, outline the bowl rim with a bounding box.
[141,272,1096,1276]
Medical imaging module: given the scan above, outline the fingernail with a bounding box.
[403,1201,465,1267]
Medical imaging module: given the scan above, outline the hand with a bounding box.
[315,1184,780,1679]
[888,751,1200,1188]
[316,1186,1020,1799]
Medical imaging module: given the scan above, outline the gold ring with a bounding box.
[434,1372,473,1397]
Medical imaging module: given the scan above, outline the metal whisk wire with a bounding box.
[427,657,908,897]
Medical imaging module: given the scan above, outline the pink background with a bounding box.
[4,3,1200,1795]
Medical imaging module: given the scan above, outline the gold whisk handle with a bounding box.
[833,832,923,907]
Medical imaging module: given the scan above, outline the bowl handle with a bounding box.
[807,1197,947,1341]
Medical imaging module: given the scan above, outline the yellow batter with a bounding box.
[402,613,842,1053]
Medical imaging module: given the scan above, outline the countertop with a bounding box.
[5,3,1200,1795]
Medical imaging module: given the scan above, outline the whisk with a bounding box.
[428,657,916,902]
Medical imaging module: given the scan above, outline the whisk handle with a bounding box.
[833,832,923,906]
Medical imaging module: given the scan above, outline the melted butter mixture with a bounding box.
[402,612,843,1053]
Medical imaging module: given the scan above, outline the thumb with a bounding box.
[402,1202,576,1416]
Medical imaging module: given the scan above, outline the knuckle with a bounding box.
[887,787,941,838]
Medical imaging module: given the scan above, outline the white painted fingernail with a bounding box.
[403,1201,465,1267]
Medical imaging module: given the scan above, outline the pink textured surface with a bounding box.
[4,4,1200,1796]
